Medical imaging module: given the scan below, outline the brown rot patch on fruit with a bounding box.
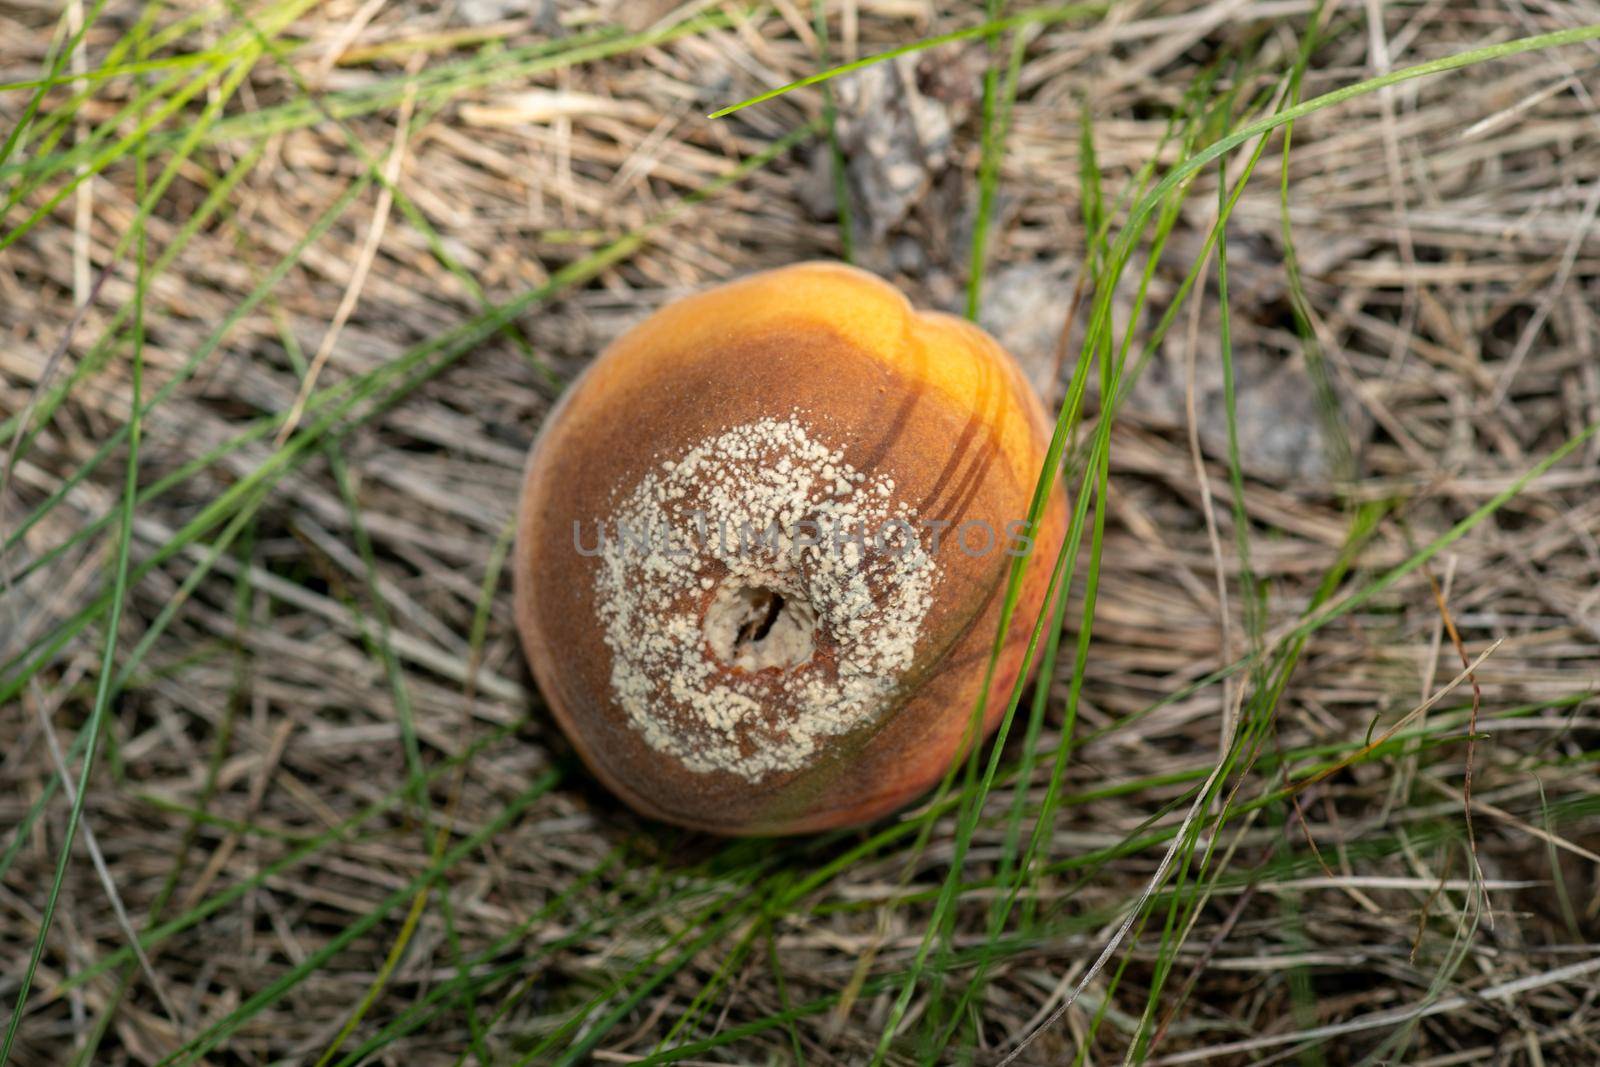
[704,582,817,672]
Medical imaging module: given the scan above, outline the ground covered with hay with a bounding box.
[2,0,1599,1063]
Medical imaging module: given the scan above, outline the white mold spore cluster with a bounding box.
[593,414,939,782]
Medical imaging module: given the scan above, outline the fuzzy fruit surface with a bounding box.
[514,262,1067,835]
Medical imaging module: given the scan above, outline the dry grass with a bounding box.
[2,0,1599,1063]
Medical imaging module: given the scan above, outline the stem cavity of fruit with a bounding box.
[704,582,816,672]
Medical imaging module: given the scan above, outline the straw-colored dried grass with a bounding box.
[1,1,1598,1063]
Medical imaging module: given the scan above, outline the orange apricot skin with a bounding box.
[514,261,1067,835]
